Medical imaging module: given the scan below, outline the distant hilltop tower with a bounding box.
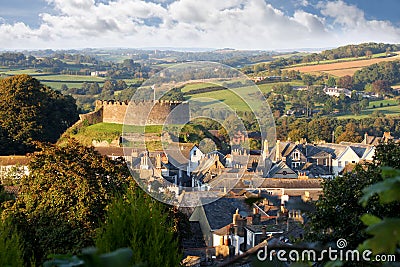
[89,100,190,126]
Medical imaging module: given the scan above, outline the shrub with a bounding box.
[96,188,181,267]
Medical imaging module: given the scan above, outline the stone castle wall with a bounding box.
[79,108,103,125]
[95,100,190,125]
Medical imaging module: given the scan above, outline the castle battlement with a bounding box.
[92,99,190,125]
[96,99,187,107]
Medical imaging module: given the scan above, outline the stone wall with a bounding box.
[97,100,190,126]
[79,107,103,125]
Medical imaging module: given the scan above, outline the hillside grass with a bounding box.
[181,82,217,93]
[69,123,165,146]
[182,80,305,112]
[336,101,400,119]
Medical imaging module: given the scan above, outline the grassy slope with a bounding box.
[69,123,163,146]
[183,81,304,112]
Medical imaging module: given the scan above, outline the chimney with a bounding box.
[233,209,240,225]
[363,132,368,145]
[275,140,281,162]
[252,207,261,225]
[261,226,267,241]
[156,154,162,169]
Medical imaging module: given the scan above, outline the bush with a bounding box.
[0,219,25,267]
[96,188,181,267]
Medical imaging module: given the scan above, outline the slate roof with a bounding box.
[200,197,252,230]
[301,162,332,177]
[281,143,297,157]
[268,161,298,179]
[245,224,284,234]
[163,148,191,168]
[316,144,348,159]
[350,146,368,158]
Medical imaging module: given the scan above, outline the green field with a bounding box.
[336,103,400,119]
[256,80,304,94]
[0,69,144,90]
[181,80,305,112]
[368,99,398,108]
[187,90,250,111]
[181,82,216,93]
[36,74,105,82]
[0,68,46,75]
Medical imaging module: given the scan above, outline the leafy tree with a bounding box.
[0,184,14,206]
[336,122,362,143]
[306,142,400,251]
[301,74,315,86]
[365,50,373,59]
[326,76,336,87]
[272,83,292,94]
[307,118,333,142]
[0,218,25,267]
[0,75,78,155]
[95,189,181,267]
[350,102,361,115]
[102,80,115,94]
[323,98,334,114]
[89,82,101,95]
[337,75,353,89]
[160,87,185,101]
[360,99,369,110]
[372,80,391,96]
[2,140,133,265]
[267,94,286,118]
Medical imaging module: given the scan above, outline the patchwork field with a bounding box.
[286,53,400,77]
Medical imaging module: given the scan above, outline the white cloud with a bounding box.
[317,0,400,45]
[0,0,399,50]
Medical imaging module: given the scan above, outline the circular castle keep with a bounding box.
[85,100,190,126]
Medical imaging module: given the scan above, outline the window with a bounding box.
[193,150,196,156]
[323,159,328,166]
[338,161,342,167]
[293,151,300,161]
[292,162,301,169]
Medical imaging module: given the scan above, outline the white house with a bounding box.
[323,86,352,97]
[187,145,204,176]
[0,156,30,184]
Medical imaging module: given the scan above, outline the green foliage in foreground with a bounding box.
[0,218,25,267]
[359,167,400,255]
[306,142,400,251]
[1,140,133,265]
[44,247,145,267]
[96,188,181,267]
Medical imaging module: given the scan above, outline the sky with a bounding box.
[0,0,399,50]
